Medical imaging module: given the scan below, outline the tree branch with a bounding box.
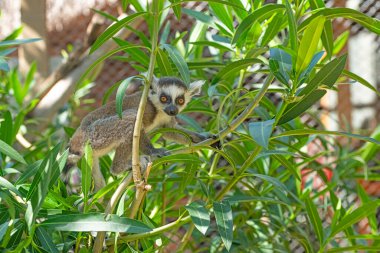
[129,0,161,219]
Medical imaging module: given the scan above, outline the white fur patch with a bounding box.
[145,109,171,132]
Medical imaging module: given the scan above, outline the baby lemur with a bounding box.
[65,76,206,191]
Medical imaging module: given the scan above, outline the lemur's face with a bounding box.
[150,77,205,117]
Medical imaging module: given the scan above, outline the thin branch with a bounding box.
[93,173,133,252]
[129,0,161,219]
[106,215,191,245]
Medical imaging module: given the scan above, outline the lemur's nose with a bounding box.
[165,105,178,116]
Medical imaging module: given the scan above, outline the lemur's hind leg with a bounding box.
[92,156,105,192]
[110,143,131,175]
[86,110,137,188]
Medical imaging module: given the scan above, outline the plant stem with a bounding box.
[93,174,133,252]
[129,0,161,219]
[106,215,191,245]
[178,224,195,251]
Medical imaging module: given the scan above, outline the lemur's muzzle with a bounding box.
[164,104,178,116]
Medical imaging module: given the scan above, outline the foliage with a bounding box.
[1,0,380,252]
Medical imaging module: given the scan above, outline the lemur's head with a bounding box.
[149,76,205,116]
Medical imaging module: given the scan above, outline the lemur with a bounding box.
[65,76,207,191]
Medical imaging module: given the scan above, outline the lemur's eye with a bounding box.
[176,97,185,105]
[160,96,168,103]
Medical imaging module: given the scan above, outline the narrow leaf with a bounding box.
[40,213,152,233]
[296,16,325,74]
[90,12,147,54]
[279,55,347,124]
[284,0,298,52]
[0,139,26,164]
[342,70,380,97]
[248,119,275,149]
[0,176,22,197]
[232,4,285,45]
[211,58,262,84]
[36,227,59,253]
[305,197,324,244]
[330,200,380,238]
[162,44,190,84]
[116,76,138,118]
[156,48,174,76]
[81,143,93,212]
[273,129,380,145]
[299,8,380,35]
[185,201,210,235]
[213,201,233,251]
[0,38,41,47]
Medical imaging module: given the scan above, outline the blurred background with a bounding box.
[0,1,380,250]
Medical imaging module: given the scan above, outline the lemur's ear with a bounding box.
[189,80,205,96]
[150,75,159,92]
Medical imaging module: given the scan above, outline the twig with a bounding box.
[129,0,160,219]
[93,173,133,253]
[106,215,191,245]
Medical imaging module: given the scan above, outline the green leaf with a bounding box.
[152,154,201,169]
[260,13,284,46]
[170,0,182,20]
[309,0,333,58]
[90,12,147,54]
[296,16,325,74]
[273,129,380,145]
[40,213,152,233]
[226,195,289,206]
[0,139,26,164]
[185,201,210,235]
[0,57,9,72]
[232,4,285,45]
[210,3,234,32]
[190,41,232,51]
[299,8,380,35]
[279,55,347,124]
[248,119,275,149]
[0,176,22,197]
[269,48,292,86]
[0,111,13,145]
[211,58,262,84]
[188,61,224,69]
[113,38,150,66]
[0,38,41,47]
[329,200,380,238]
[116,76,139,119]
[15,160,42,185]
[162,44,190,84]
[0,221,10,242]
[305,197,324,245]
[299,51,324,84]
[284,0,298,52]
[333,31,349,55]
[342,70,380,97]
[81,143,93,212]
[156,48,174,76]
[213,201,233,251]
[36,227,59,253]
[321,21,334,58]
